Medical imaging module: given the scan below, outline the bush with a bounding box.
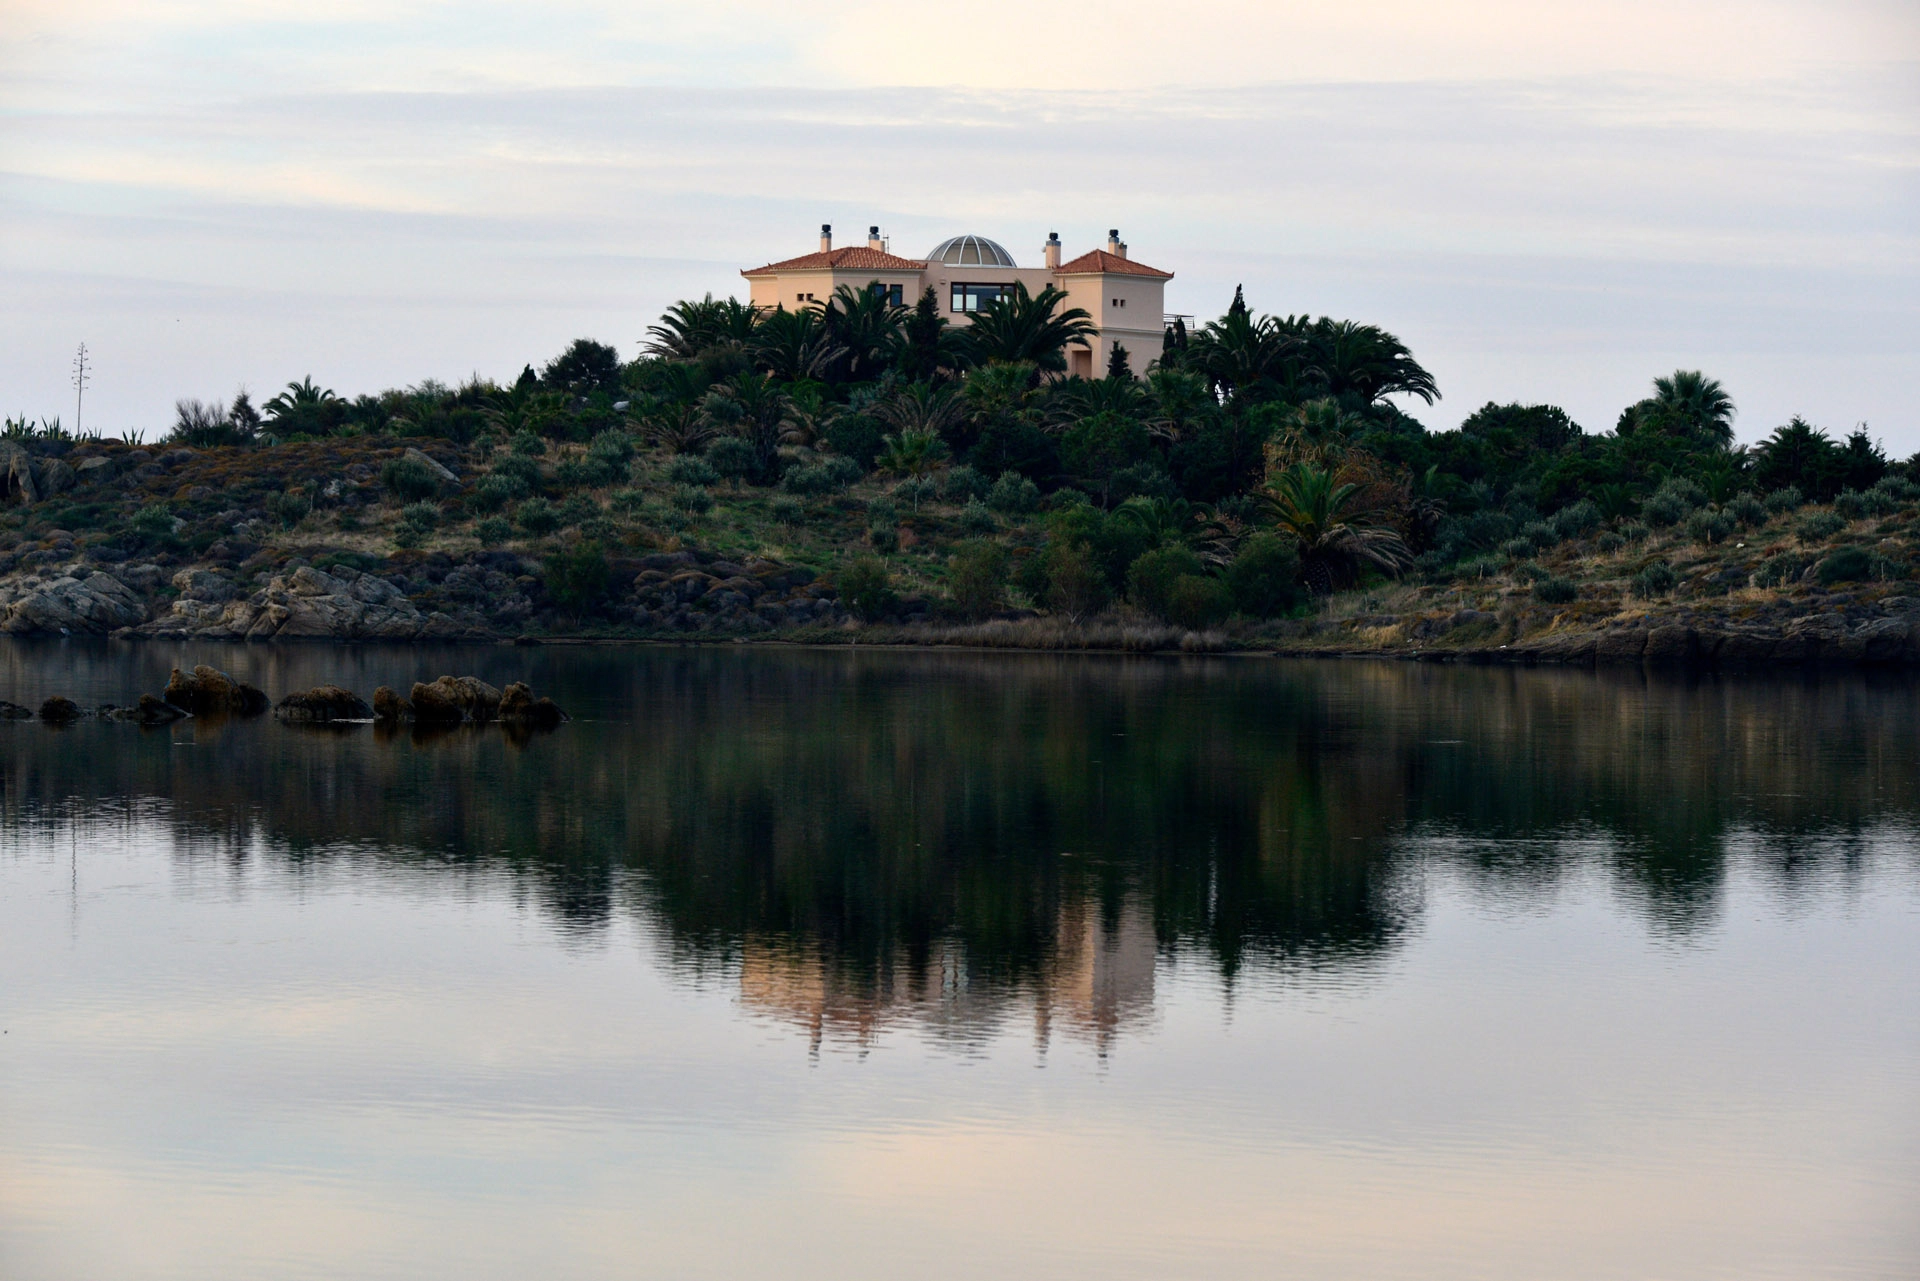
[1857,487,1900,517]
[1519,520,1557,551]
[867,524,899,553]
[1798,510,1846,542]
[542,540,610,610]
[1833,489,1866,520]
[1549,500,1601,541]
[1225,538,1302,616]
[400,501,439,533]
[706,437,758,484]
[1725,492,1768,528]
[476,515,512,546]
[1127,545,1206,620]
[267,491,311,528]
[987,471,1041,515]
[1533,575,1578,604]
[822,413,885,470]
[1764,486,1804,515]
[836,557,897,621]
[1641,493,1689,528]
[948,541,1008,618]
[1815,546,1893,585]
[1043,541,1109,619]
[1687,508,1734,545]
[1653,476,1706,509]
[866,496,899,527]
[515,497,560,535]
[130,504,179,540]
[1165,575,1231,630]
[1108,463,1179,504]
[1594,530,1625,553]
[510,430,546,456]
[943,465,989,503]
[494,453,542,490]
[958,499,997,533]
[1752,552,1806,588]
[1872,474,1920,502]
[557,494,598,527]
[586,429,636,465]
[468,473,524,513]
[670,484,713,515]
[769,495,803,524]
[1630,561,1677,599]
[381,456,441,503]
[1500,537,1535,560]
[894,475,938,509]
[1618,521,1650,544]
[666,455,719,487]
[555,457,615,489]
[779,463,845,497]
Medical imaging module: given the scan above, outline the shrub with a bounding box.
[267,491,311,528]
[1833,489,1866,520]
[1618,521,1650,544]
[769,495,804,524]
[1127,545,1206,620]
[943,465,989,503]
[670,484,713,515]
[515,497,560,535]
[987,471,1041,515]
[821,413,885,470]
[1752,552,1806,588]
[1519,520,1557,550]
[1533,575,1578,604]
[866,496,899,527]
[894,475,938,509]
[1108,463,1179,504]
[1549,500,1601,541]
[665,455,719,487]
[510,430,546,456]
[494,453,542,490]
[381,456,441,503]
[836,557,897,621]
[1511,559,1550,583]
[1872,474,1920,502]
[1857,487,1900,517]
[400,501,439,533]
[1224,534,1301,617]
[468,473,523,512]
[948,541,1008,618]
[586,429,636,465]
[1165,575,1231,630]
[130,504,178,540]
[1043,541,1108,619]
[706,437,758,484]
[1653,476,1706,509]
[1687,508,1734,545]
[1500,537,1534,560]
[392,526,423,550]
[1764,486,1804,515]
[1725,492,1768,528]
[867,524,899,553]
[476,515,512,546]
[779,463,844,497]
[1630,561,1677,599]
[542,540,610,610]
[1798,510,1846,542]
[1815,546,1893,585]
[1594,530,1625,553]
[555,457,614,489]
[557,494,598,527]
[609,487,647,512]
[958,499,997,533]
[1641,493,1689,527]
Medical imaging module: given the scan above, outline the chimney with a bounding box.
[1107,228,1127,260]
[1044,231,1061,270]
[868,225,884,252]
[820,223,833,253]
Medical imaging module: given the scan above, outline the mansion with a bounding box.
[742,225,1173,380]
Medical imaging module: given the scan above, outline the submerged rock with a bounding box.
[102,694,187,724]
[410,675,502,723]
[498,681,566,728]
[163,664,269,716]
[372,685,412,722]
[274,685,374,722]
[0,700,32,719]
[38,696,81,723]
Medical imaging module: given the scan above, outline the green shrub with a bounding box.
[1725,492,1768,528]
[557,494,598,527]
[1857,487,1900,517]
[400,501,439,532]
[1519,520,1556,550]
[1594,530,1625,553]
[1165,575,1231,630]
[392,526,423,549]
[1630,561,1677,599]
[542,540,610,610]
[1619,521,1650,544]
[1872,475,1920,502]
[468,473,523,512]
[895,476,938,509]
[515,497,560,535]
[493,453,542,490]
[555,457,615,489]
[609,487,647,513]
[510,430,546,457]
[948,541,1008,618]
[130,504,178,539]
[1687,508,1734,545]
[987,471,1041,515]
[666,455,719,487]
[822,413,884,470]
[957,498,997,533]
[769,495,804,524]
[1752,552,1806,588]
[1833,490,1866,520]
[1764,486,1804,514]
[1127,545,1206,620]
[1226,533,1302,617]
[943,465,989,503]
[706,437,757,484]
[670,484,712,515]
[267,491,311,528]
[1533,575,1578,604]
[1500,537,1534,560]
[780,463,844,496]
[1641,493,1688,527]
[1549,500,1601,541]
[381,456,441,503]
[1043,541,1108,619]
[866,496,899,527]
[836,557,897,621]
[476,515,512,546]
[1815,546,1893,585]
[868,524,899,553]
[586,429,636,465]
[1798,510,1846,542]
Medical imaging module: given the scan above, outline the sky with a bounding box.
[1,1,1916,446]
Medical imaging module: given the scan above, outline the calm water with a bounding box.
[0,642,1916,1279]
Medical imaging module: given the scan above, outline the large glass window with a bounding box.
[951,283,1014,313]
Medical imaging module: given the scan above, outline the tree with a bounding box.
[1652,370,1735,446]
[872,384,968,443]
[1749,415,1843,497]
[699,373,797,485]
[542,339,622,395]
[1304,319,1440,408]
[875,427,950,482]
[962,282,1096,372]
[1187,301,1296,404]
[819,283,908,384]
[898,286,966,383]
[947,541,1008,618]
[645,295,759,360]
[1106,343,1133,381]
[1458,402,1582,454]
[262,377,342,436]
[1260,462,1411,594]
[750,307,844,382]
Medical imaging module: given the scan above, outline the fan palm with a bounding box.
[1652,370,1735,447]
[962,283,1095,372]
[1260,462,1410,594]
[645,295,759,360]
[1304,319,1440,407]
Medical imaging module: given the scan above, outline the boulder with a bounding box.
[274,686,374,722]
[0,700,32,719]
[372,685,412,722]
[38,696,81,723]
[497,681,566,728]
[410,675,503,723]
[1593,627,1648,663]
[225,565,430,641]
[38,459,75,496]
[1,444,38,505]
[1643,625,1696,663]
[163,664,269,716]
[73,456,113,484]
[2,572,148,634]
[403,448,459,490]
[110,694,186,724]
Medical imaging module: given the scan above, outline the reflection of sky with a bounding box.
[1,821,1916,1278]
[2,2,1916,445]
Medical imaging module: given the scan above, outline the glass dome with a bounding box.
[926,235,1018,268]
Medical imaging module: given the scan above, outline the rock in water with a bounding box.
[163,664,269,716]
[372,685,412,722]
[409,676,503,723]
[38,696,81,723]
[132,693,186,724]
[274,686,374,722]
[498,682,566,728]
[0,701,32,719]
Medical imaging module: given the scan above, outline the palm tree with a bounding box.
[1260,462,1410,594]
[875,427,949,479]
[819,284,908,383]
[962,283,1095,372]
[962,361,1042,418]
[750,306,845,382]
[262,376,341,436]
[872,384,968,440]
[1043,372,1148,430]
[1187,291,1298,402]
[645,295,760,360]
[1652,370,1735,447]
[1304,319,1440,407]
[700,373,798,484]
[1141,367,1217,443]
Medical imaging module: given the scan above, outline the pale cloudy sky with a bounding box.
[2,1,1916,445]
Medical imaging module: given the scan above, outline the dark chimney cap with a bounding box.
[1047,231,1060,242]
[1109,228,1119,239]
[822,223,831,234]
[869,225,880,236]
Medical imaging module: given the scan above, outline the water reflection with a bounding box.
[1,645,1916,1051]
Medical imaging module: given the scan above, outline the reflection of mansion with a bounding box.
[742,225,1174,379]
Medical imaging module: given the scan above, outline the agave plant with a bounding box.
[1260,461,1411,594]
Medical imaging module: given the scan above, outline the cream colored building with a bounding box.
[742,225,1174,379]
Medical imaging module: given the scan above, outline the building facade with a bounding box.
[741,225,1173,379]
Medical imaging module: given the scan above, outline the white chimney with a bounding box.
[1107,228,1127,259]
[1044,231,1061,270]
[820,223,833,253]
[867,225,884,252]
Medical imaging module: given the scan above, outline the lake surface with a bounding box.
[0,641,1915,1279]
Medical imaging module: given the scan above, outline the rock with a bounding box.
[403,447,460,489]
[409,675,503,723]
[73,456,113,483]
[38,459,75,496]
[2,572,148,634]
[125,694,187,724]
[1715,628,1779,665]
[1643,625,1696,663]
[497,681,566,727]
[1842,617,1911,664]
[372,685,412,722]
[2,445,39,505]
[274,685,373,722]
[0,700,32,719]
[163,664,269,715]
[1593,627,1648,663]
[38,696,81,723]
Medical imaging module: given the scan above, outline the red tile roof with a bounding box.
[1053,249,1172,279]
[741,247,928,276]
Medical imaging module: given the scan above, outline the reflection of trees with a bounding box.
[1,650,1915,1045]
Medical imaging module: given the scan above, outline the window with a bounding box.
[1111,297,1127,308]
[868,282,903,306]
[952,282,1014,313]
